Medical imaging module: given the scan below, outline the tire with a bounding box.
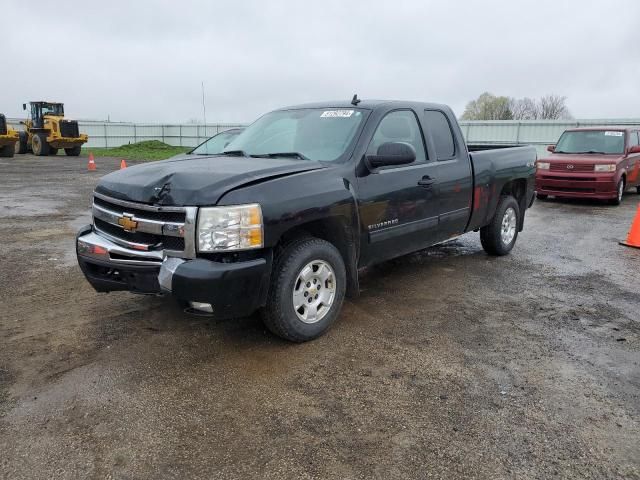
[480,195,520,256]
[261,236,346,342]
[536,193,548,200]
[0,144,14,158]
[32,133,50,156]
[635,185,640,194]
[49,148,59,156]
[65,146,82,156]
[610,179,624,206]
[15,132,28,154]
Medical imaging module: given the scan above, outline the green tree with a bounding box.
[461,92,513,120]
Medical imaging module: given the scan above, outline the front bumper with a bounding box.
[48,135,88,148]
[535,172,618,199]
[76,225,272,318]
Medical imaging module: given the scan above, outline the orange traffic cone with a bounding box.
[120,159,127,169]
[87,153,97,171]
[620,203,640,249]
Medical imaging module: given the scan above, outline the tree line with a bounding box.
[461,92,572,120]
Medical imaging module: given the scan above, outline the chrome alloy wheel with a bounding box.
[501,207,517,246]
[292,260,336,324]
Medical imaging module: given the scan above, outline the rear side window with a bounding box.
[629,131,640,147]
[424,110,455,160]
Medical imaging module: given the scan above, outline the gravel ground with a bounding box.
[1,154,639,479]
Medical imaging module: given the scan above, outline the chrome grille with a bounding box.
[92,192,197,257]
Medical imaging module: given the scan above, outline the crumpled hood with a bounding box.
[95,155,327,206]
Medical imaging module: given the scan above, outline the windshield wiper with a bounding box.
[219,150,249,157]
[251,152,310,160]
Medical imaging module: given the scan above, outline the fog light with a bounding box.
[189,301,213,313]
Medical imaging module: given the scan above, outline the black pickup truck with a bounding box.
[77,100,536,342]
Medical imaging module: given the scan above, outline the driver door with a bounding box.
[357,109,441,266]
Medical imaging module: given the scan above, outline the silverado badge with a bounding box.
[117,214,138,232]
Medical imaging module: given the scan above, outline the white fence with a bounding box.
[8,117,640,155]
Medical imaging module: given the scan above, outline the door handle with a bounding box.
[418,176,435,188]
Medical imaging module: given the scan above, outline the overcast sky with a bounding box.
[3,0,639,123]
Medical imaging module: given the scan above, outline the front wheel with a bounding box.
[610,179,624,206]
[262,236,346,342]
[536,193,548,200]
[480,195,520,256]
[15,132,28,154]
[0,144,14,158]
[32,133,50,156]
[65,146,82,156]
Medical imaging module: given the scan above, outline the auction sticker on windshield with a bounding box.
[320,110,354,118]
[604,131,624,136]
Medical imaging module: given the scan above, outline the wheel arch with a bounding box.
[276,215,359,298]
[499,178,528,231]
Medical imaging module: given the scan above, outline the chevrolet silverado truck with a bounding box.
[536,127,640,205]
[76,100,536,342]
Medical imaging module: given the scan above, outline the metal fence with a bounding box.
[7,117,640,155]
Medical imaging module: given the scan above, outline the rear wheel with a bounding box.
[261,236,346,342]
[65,146,82,156]
[32,133,50,156]
[480,195,520,256]
[610,179,624,206]
[15,132,28,154]
[0,144,14,158]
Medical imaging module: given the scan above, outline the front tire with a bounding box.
[480,195,520,256]
[32,133,50,156]
[262,236,346,342]
[15,132,28,154]
[536,193,548,200]
[65,146,82,156]
[0,144,14,158]
[610,179,624,206]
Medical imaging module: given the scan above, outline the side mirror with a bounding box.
[547,145,556,153]
[22,104,26,111]
[19,120,25,125]
[366,142,416,169]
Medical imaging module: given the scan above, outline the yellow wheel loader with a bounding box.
[15,102,88,156]
[0,114,19,158]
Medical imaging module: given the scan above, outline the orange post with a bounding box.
[120,159,127,169]
[620,203,640,249]
[87,153,97,171]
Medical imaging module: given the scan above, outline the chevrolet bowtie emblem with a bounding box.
[118,214,138,232]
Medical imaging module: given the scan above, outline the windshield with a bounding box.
[41,104,64,116]
[191,129,242,155]
[555,130,625,154]
[223,108,366,161]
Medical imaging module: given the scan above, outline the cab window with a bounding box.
[366,110,427,163]
[424,110,456,160]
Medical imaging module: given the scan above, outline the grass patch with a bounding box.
[83,140,190,161]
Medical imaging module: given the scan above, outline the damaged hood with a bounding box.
[95,155,327,206]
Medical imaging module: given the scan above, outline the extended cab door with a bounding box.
[422,109,473,240]
[356,109,442,265]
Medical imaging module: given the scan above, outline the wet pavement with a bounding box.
[1,154,639,479]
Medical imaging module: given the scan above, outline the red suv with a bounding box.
[535,127,640,205]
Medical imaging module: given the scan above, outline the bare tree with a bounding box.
[539,95,572,120]
[510,97,540,120]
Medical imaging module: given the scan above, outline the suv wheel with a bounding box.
[610,179,624,205]
[480,195,520,256]
[262,237,346,342]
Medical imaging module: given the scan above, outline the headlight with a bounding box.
[537,162,550,170]
[594,164,616,172]
[198,204,263,252]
